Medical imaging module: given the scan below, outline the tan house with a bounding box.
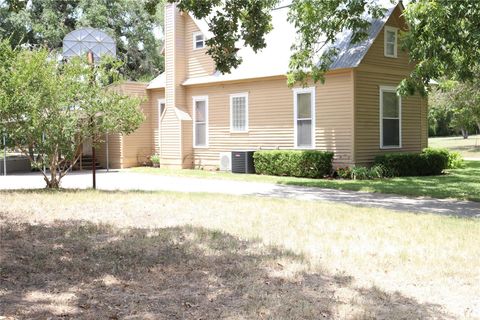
[98,2,427,170]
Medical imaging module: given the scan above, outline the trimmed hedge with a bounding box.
[253,150,334,178]
[374,147,450,177]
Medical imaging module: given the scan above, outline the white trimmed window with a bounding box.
[193,32,205,49]
[230,93,248,132]
[294,87,315,148]
[380,86,402,148]
[384,26,398,58]
[193,96,208,147]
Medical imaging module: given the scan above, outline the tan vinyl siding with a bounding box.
[160,107,182,167]
[120,83,153,168]
[186,72,354,169]
[165,4,180,109]
[316,71,355,166]
[354,5,427,165]
[98,82,152,169]
[148,89,165,154]
[162,5,190,168]
[174,9,186,109]
[97,134,123,169]
[421,98,428,148]
[185,15,215,78]
[360,6,413,72]
[181,121,193,168]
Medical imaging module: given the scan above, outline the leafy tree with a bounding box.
[0,0,164,80]
[286,0,385,86]
[400,0,480,95]
[149,0,384,86]
[147,0,479,95]
[429,80,479,138]
[0,41,144,188]
[427,99,454,137]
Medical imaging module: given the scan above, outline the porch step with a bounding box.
[76,155,102,170]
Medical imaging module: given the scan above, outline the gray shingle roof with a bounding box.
[330,5,397,69]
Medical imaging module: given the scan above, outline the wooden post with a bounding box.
[2,133,6,176]
[87,51,96,190]
[92,142,96,189]
[106,132,109,172]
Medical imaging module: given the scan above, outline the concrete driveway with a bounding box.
[0,170,478,217]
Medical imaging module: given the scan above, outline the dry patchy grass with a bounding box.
[0,190,479,319]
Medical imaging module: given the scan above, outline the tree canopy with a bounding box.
[145,0,480,94]
[0,0,164,81]
[0,40,144,188]
[429,80,480,138]
[399,0,480,95]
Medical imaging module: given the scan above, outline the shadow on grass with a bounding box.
[0,218,453,319]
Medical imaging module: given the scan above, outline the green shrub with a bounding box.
[345,164,386,180]
[447,151,464,169]
[150,154,160,166]
[351,166,370,180]
[253,150,334,178]
[369,164,386,179]
[421,147,450,175]
[336,167,352,179]
[374,148,450,177]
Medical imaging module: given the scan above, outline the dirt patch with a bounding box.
[0,218,453,320]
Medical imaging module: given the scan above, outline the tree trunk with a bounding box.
[461,128,469,139]
[28,145,35,160]
[477,121,480,133]
[44,154,62,189]
[45,177,60,189]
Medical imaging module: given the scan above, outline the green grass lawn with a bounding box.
[130,160,480,202]
[1,190,478,319]
[429,134,480,159]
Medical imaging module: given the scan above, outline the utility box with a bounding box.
[231,151,255,174]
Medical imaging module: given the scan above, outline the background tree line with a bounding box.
[428,79,480,138]
[0,0,165,81]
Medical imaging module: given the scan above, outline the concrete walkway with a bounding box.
[0,170,478,217]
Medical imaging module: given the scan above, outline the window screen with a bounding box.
[194,99,207,146]
[296,92,313,147]
[381,90,400,147]
[231,95,247,131]
[194,33,205,49]
[385,28,397,57]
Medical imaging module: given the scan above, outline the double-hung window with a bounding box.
[193,32,205,50]
[384,26,398,58]
[380,86,402,148]
[294,87,315,148]
[230,93,248,132]
[193,96,208,147]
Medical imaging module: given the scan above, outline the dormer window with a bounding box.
[193,32,205,50]
[384,26,398,58]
